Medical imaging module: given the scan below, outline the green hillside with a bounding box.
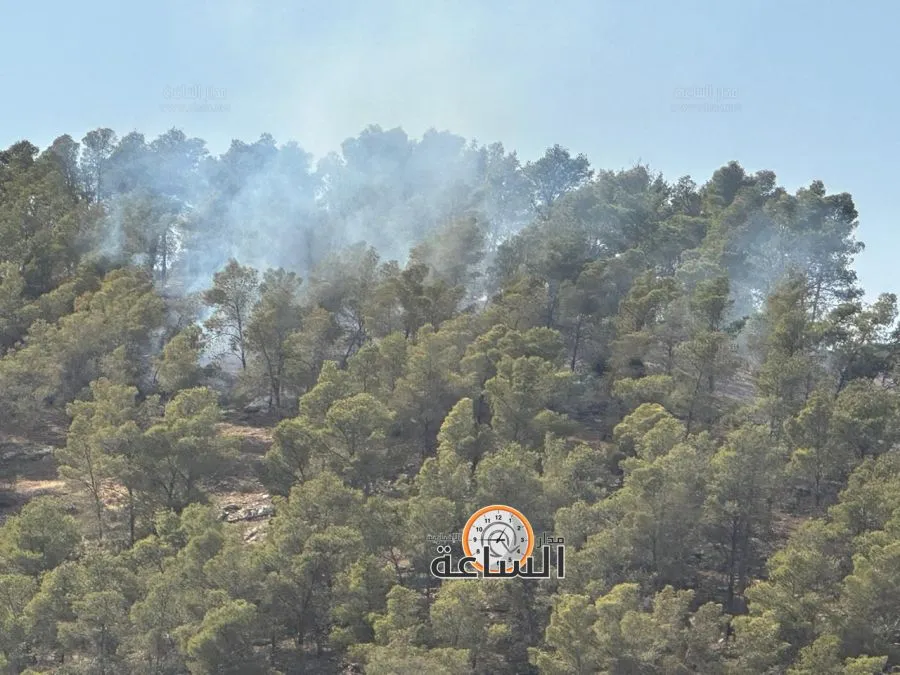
[0,127,897,674]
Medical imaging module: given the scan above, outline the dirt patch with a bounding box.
[772,511,806,541]
[1,420,280,533]
[222,407,285,428]
[0,478,70,525]
[1,429,64,521]
[12,478,67,496]
[217,422,274,455]
[210,420,277,538]
[208,422,275,495]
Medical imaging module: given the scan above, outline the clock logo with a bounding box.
[462,504,535,573]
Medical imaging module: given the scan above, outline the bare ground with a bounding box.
[0,427,67,523]
[210,419,276,542]
[0,414,278,536]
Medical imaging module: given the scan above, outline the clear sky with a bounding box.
[2,0,898,298]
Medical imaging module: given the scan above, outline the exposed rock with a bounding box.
[222,502,274,522]
[245,504,275,520]
[242,397,269,414]
[219,503,241,520]
[0,445,53,462]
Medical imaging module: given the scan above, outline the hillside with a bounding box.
[1,127,899,674]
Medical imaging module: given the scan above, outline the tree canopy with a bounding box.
[0,124,897,674]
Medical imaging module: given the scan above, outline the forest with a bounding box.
[0,124,898,674]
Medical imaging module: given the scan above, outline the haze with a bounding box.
[1,0,898,296]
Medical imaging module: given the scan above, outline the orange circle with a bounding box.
[462,504,535,573]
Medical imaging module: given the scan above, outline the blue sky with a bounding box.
[2,0,898,298]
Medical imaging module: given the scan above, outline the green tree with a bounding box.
[393,326,464,459]
[141,387,237,512]
[0,497,80,576]
[528,594,601,674]
[80,128,117,200]
[320,392,395,493]
[524,145,593,216]
[787,635,887,675]
[484,355,573,447]
[704,424,784,609]
[157,324,207,395]
[183,599,270,674]
[753,273,822,431]
[246,268,303,410]
[202,259,259,371]
[57,589,129,674]
[0,574,37,671]
[370,585,428,647]
[784,389,842,509]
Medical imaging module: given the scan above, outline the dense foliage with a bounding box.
[1,125,898,674]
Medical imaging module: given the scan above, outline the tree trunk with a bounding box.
[128,485,136,547]
[160,231,168,285]
[726,517,739,608]
[94,492,105,542]
[570,317,582,371]
[272,376,281,410]
[235,312,247,370]
[685,369,705,436]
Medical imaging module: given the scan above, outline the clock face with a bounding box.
[462,505,535,573]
